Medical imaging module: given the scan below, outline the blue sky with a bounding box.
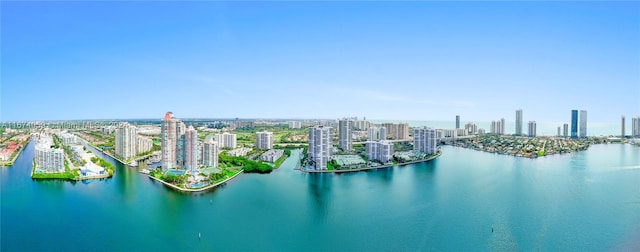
[2,1,639,123]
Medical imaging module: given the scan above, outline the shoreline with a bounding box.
[300,151,442,173]
[148,170,244,192]
[1,136,32,166]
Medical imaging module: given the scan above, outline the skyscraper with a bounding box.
[202,136,218,168]
[338,119,352,151]
[34,135,64,173]
[308,126,332,170]
[161,112,185,171]
[368,126,378,141]
[571,110,578,139]
[516,109,523,136]
[456,115,460,129]
[579,110,587,138]
[557,126,561,137]
[500,118,506,135]
[621,116,625,138]
[379,127,387,140]
[256,131,273,150]
[563,123,569,138]
[632,116,640,137]
[115,122,137,161]
[184,126,199,173]
[413,127,437,154]
[528,121,536,137]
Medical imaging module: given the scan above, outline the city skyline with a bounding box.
[2,2,639,122]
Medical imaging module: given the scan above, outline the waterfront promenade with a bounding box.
[300,151,442,173]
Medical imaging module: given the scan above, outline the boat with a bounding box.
[128,160,138,167]
[199,232,201,240]
[139,168,150,175]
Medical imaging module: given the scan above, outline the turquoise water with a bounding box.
[1,140,639,250]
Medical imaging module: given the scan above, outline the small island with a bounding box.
[450,134,612,158]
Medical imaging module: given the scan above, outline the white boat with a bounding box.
[139,168,150,174]
[128,160,138,167]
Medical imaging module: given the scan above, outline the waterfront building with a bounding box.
[227,147,252,157]
[256,131,274,150]
[161,112,184,170]
[202,137,218,168]
[34,135,64,173]
[288,121,302,129]
[115,123,137,161]
[490,121,496,134]
[365,140,394,164]
[557,126,561,137]
[632,116,640,137]
[260,149,285,162]
[579,110,587,138]
[516,109,523,136]
[621,116,625,137]
[338,119,352,151]
[490,119,505,135]
[456,128,467,137]
[528,121,537,137]
[456,115,460,129]
[500,118,506,135]
[308,126,332,170]
[368,127,378,141]
[443,129,457,138]
[413,127,437,154]
[184,126,199,173]
[563,123,569,138]
[571,110,578,138]
[136,136,153,154]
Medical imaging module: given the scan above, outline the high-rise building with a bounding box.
[557,126,561,137]
[215,132,237,149]
[338,119,352,151]
[288,121,302,129]
[490,121,497,134]
[115,123,137,161]
[34,135,64,173]
[528,121,537,137]
[368,126,379,141]
[500,118,506,135]
[455,115,460,129]
[632,116,640,137]
[184,126,199,173]
[621,116,625,137]
[579,110,587,138]
[571,110,578,139]
[202,137,218,168]
[516,109,523,136]
[465,122,477,135]
[256,131,274,150]
[381,123,409,140]
[365,141,394,164]
[563,123,569,138]
[379,127,387,140]
[136,136,153,154]
[413,127,437,154]
[308,126,332,170]
[161,112,183,170]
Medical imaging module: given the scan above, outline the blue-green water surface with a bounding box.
[2,140,639,251]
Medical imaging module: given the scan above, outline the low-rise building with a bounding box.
[260,149,285,162]
[34,135,64,173]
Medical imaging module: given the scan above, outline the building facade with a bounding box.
[338,119,352,151]
[202,137,218,168]
[516,109,523,136]
[456,115,460,129]
[571,110,578,138]
[136,136,153,154]
[579,110,587,138]
[34,135,64,173]
[563,123,569,138]
[413,127,437,155]
[528,121,537,137]
[184,126,199,173]
[308,126,332,170]
[115,123,137,161]
[621,116,625,137]
[256,131,274,150]
[161,112,184,170]
[632,116,640,137]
